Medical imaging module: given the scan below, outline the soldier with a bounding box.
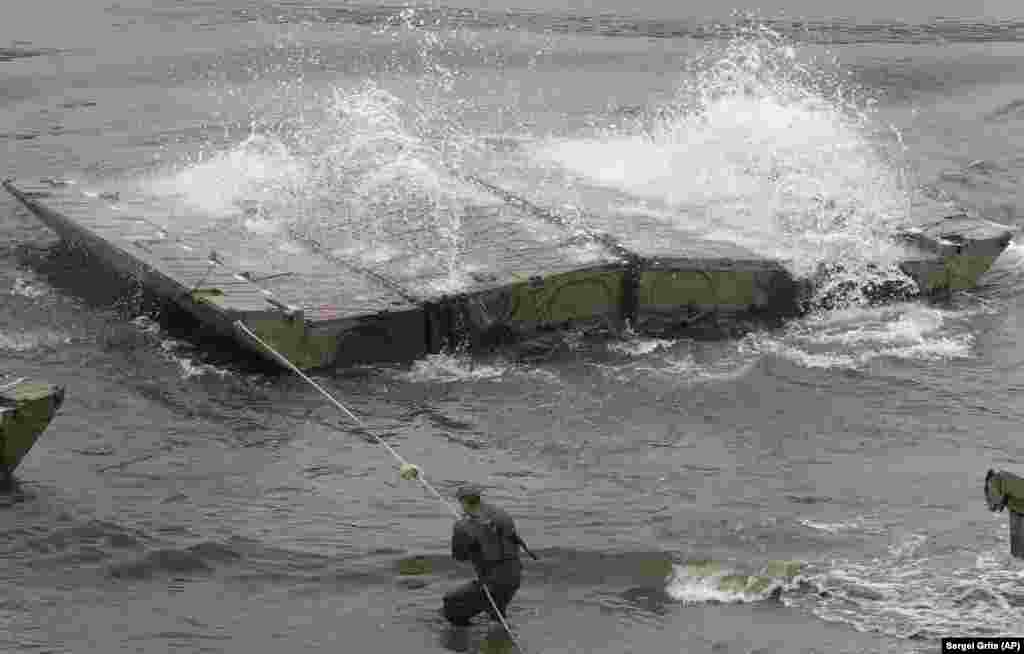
[443,484,527,626]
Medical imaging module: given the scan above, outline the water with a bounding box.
[4,2,1024,653]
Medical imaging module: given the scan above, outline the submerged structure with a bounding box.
[0,377,64,488]
[985,469,1024,559]
[3,177,1014,371]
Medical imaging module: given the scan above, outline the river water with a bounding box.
[3,2,1024,653]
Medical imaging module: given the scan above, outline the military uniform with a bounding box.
[443,499,523,625]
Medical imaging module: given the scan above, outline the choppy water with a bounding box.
[4,2,1024,653]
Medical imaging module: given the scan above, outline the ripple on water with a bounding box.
[746,303,978,370]
[788,530,1024,640]
[593,341,760,386]
[129,316,238,380]
[10,276,53,299]
[0,329,74,352]
[398,353,510,383]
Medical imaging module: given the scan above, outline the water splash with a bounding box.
[141,6,489,293]
[665,559,804,604]
[592,299,983,380]
[129,315,162,335]
[798,515,888,536]
[167,85,492,292]
[606,335,677,357]
[399,353,510,383]
[794,531,1024,640]
[536,20,918,308]
[10,276,52,299]
[744,303,977,370]
[594,336,760,385]
[129,317,234,380]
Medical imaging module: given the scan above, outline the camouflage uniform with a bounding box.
[443,498,523,625]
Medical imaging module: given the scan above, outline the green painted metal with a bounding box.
[992,471,1024,514]
[396,556,433,576]
[681,559,724,576]
[241,316,340,372]
[942,254,1001,291]
[942,255,999,290]
[900,254,1001,295]
[638,269,760,310]
[510,269,624,324]
[677,559,803,597]
[763,559,803,581]
[190,288,228,307]
[186,288,339,370]
[463,269,626,331]
[2,178,1013,372]
[0,380,64,472]
[636,555,675,582]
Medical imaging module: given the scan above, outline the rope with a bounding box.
[233,320,528,653]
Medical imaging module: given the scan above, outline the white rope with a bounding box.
[234,320,528,653]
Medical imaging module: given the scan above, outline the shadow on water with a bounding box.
[13,239,284,376]
[0,476,33,502]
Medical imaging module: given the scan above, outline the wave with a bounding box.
[172,3,1024,45]
[0,46,58,62]
[9,276,52,299]
[98,0,1024,45]
[107,550,211,578]
[527,20,919,299]
[21,520,149,553]
[744,302,980,370]
[988,98,1024,121]
[0,329,73,352]
[584,301,981,380]
[791,533,1024,640]
[606,335,677,357]
[398,353,511,383]
[125,316,241,380]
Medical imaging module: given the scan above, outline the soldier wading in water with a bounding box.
[443,484,530,626]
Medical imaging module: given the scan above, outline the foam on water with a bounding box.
[666,525,1024,639]
[129,315,162,335]
[595,300,984,382]
[0,329,73,352]
[174,357,234,380]
[798,515,888,536]
[642,353,759,383]
[394,351,567,385]
[606,335,677,357]
[398,353,511,383]
[798,519,858,535]
[130,317,233,380]
[667,570,765,605]
[745,303,976,370]
[797,531,1024,639]
[594,343,760,387]
[665,559,803,605]
[10,276,52,299]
